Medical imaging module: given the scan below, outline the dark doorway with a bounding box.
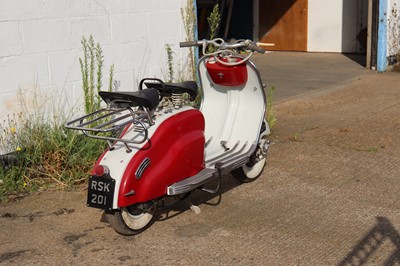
[197,0,217,40]
[197,0,254,40]
[225,0,253,40]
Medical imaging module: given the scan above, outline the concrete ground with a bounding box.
[1,52,399,265]
[252,51,370,102]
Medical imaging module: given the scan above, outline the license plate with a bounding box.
[87,176,115,210]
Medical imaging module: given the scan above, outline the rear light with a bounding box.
[94,165,109,177]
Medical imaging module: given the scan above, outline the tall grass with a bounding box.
[0,35,113,201]
[181,0,197,81]
[0,94,105,201]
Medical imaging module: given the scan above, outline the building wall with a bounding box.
[387,0,400,60]
[0,0,189,120]
[307,0,368,53]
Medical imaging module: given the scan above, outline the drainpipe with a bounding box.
[366,0,373,69]
[377,0,388,72]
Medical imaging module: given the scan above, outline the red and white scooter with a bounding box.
[66,38,270,235]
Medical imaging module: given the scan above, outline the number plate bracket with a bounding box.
[87,176,116,210]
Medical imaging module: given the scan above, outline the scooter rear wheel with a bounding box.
[105,205,156,235]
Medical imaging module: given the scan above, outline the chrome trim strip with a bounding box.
[135,157,150,179]
[167,168,216,195]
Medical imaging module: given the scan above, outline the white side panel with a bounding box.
[199,58,266,166]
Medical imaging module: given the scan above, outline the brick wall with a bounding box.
[0,0,190,120]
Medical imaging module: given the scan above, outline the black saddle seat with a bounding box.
[145,81,198,101]
[99,88,159,110]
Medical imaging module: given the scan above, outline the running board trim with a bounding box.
[167,168,216,196]
[214,144,256,174]
[167,143,256,196]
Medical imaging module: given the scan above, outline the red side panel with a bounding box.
[118,109,205,207]
[206,57,248,86]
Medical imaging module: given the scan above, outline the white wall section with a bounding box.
[0,0,189,120]
[308,0,368,53]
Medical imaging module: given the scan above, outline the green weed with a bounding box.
[266,86,277,130]
[181,0,197,80]
[79,35,114,114]
[294,132,300,141]
[206,4,221,53]
[165,44,175,82]
[355,146,379,152]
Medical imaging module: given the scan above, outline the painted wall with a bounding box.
[0,0,190,121]
[308,0,368,53]
[387,0,400,62]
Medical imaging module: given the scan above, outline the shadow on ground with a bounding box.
[154,173,243,224]
[339,217,400,265]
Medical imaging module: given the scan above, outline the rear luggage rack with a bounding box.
[65,106,153,150]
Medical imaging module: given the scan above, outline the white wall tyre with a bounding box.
[232,157,266,183]
[242,157,267,180]
[232,134,269,183]
[106,205,156,236]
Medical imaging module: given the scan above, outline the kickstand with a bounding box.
[185,170,223,214]
[189,204,201,214]
[200,169,222,194]
[186,195,201,214]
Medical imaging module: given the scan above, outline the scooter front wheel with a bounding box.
[231,157,266,183]
[105,205,156,235]
[231,135,269,183]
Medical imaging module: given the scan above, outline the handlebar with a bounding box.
[247,42,266,54]
[179,39,266,54]
[179,40,200,48]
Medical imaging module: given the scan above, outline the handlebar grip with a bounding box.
[179,41,199,48]
[248,42,266,54]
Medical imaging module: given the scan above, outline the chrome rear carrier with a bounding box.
[65,106,153,150]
